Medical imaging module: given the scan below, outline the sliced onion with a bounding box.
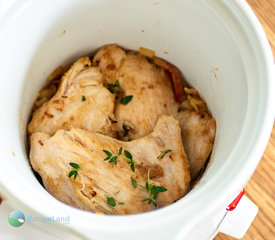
[139,47,155,58]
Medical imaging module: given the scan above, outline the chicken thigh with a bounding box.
[93,44,178,140]
[177,110,216,180]
[28,57,116,137]
[30,115,190,214]
[93,44,216,181]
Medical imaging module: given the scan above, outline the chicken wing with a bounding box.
[28,57,116,137]
[29,115,190,214]
[93,44,178,140]
[177,110,216,180]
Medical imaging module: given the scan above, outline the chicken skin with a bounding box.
[29,115,190,214]
[93,44,178,140]
[28,57,116,137]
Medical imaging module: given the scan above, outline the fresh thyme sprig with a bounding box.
[103,147,122,165]
[105,194,124,207]
[103,147,135,172]
[107,79,120,99]
[107,80,133,104]
[141,169,167,207]
[68,162,82,180]
[157,149,172,160]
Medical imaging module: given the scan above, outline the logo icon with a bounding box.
[8,210,25,227]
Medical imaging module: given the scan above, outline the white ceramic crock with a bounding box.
[0,0,274,239]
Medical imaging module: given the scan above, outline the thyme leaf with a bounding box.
[68,162,82,180]
[82,96,87,101]
[106,196,116,207]
[107,79,120,99]
[131,176,137,188]
[157,149,172,160]
[121,95,133,105]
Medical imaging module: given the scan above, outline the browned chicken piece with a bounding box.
[93,44,178,140]
[177,110,216,180]
[93,44,216,181]
[29,115,190,214]
[93,44,127,83]
[28,57,116,137]
[153,58,186,102]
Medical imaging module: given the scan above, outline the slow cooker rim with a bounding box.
[0,0,274,235]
